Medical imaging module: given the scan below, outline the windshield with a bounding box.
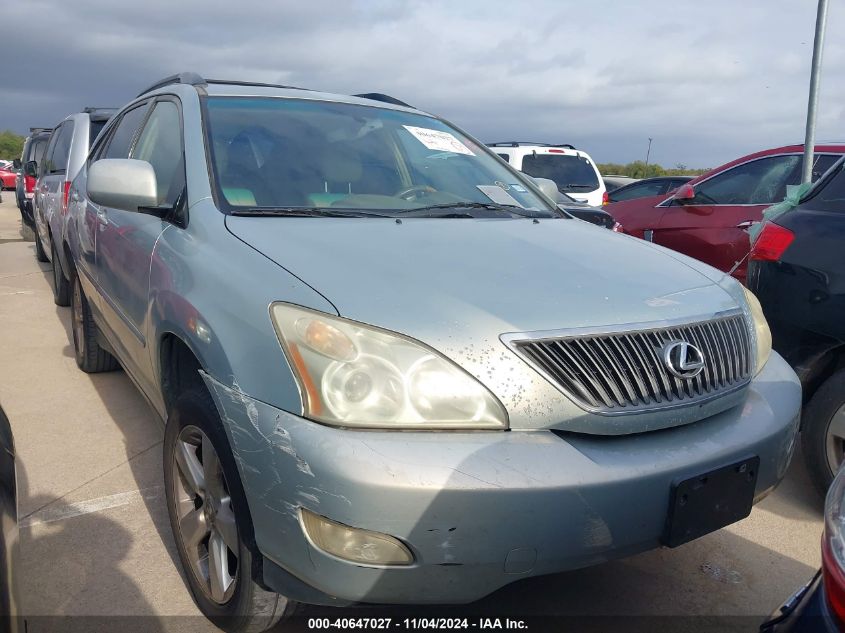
[520,153,600,193]
[203,97,557,217]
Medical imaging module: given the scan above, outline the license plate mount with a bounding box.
[663,456,759,548]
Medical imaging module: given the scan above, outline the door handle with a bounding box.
[96,208,108,230]
[736,220,755,229]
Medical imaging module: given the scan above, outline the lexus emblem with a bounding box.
[662,341,705,379]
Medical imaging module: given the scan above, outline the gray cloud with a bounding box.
[1,0,843,167]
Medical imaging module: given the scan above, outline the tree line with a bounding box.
[596,160,709,179]
[0,131,25,161]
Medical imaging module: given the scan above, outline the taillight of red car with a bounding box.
[602,191,609,206]
[62,181,71,212]
[749,222,795,262]
[24,175,36,193]
[822,466,845,627]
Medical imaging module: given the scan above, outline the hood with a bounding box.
[226,215,740,432]
[227,215,734,331]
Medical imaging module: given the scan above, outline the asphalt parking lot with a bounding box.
[0,192,827,630]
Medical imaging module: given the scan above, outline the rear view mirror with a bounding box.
[530,177,562,203]
[23,160,38,178]
[12,159,21,170]
[88,159,158,212]
[671,183,695,204]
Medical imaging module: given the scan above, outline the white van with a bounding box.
[488,142,607,207]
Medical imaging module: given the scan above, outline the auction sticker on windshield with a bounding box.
[403,125,475,155]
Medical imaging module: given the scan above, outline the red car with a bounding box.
[0,167,17,190]
[606,144,845,283]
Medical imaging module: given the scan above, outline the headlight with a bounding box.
[742,286,772,375]
[270,303,508,429]
[718,277,772,376]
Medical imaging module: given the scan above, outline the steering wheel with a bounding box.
[396,185,436,201]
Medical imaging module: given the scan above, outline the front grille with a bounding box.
[509,313,752,414]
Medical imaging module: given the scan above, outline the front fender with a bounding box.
[149,211,337,416]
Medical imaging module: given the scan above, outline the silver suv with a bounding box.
[33,108,114,305]
[64,73,800,631]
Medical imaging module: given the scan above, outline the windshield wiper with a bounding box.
[563,184,595,190]
[402,202,552,218]
[229,207,391,218]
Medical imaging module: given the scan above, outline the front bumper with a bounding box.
[203,352,800,606]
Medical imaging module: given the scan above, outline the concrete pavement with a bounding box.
[0,192,825,630]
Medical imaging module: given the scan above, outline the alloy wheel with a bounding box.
[825,404,845,477]
[172,425,240,604]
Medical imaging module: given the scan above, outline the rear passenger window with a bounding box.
[103,104,149,159]
[813,154,841,181]
[805,162,845,212]
[131,100,184,206]
[43,123,74,175]
[496,153,510,162]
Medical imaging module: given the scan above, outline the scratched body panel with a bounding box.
[202,354,798,604]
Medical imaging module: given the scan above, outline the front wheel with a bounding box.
[802,369,845,495]
[164,389,297,632]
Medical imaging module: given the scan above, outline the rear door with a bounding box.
[654,154,804,280]
[95,98,184,394]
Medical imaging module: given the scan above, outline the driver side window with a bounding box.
[691,155,801,205]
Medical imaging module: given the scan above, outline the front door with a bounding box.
[95,98,186,395]
[654,154,804,282]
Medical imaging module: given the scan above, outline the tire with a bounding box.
[801,369,845,496]
[164,388,296,632]
[34,228,48,262]
[70,275,120,373]
[51,239,70,307]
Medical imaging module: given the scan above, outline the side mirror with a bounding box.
[24,160,38,178]
[671,183,695,205]
[530,177,562,203]
[88,159,158,213]
[12,159,21,170]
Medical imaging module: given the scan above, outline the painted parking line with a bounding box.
[20,486,163,528]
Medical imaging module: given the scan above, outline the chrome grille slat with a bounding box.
[511,314,752,414]
[607,336,650,405]
[622,333,663,403]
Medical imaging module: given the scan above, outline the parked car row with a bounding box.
[18,72,802,631]
[605,144,844,283]
[13,128,51,229]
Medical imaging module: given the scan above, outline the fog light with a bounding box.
[300,509,414,566]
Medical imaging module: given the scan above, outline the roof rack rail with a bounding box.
[204,79,309,91]
[82,107,117,114]
[353,93,414,108]
[487,142,577,149]
[137,72,207,97]
[29,127,52,134]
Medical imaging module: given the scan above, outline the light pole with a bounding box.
[802,0,830,183]
[645,137,653,173]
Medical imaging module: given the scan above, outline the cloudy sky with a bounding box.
[2,0,843,168]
